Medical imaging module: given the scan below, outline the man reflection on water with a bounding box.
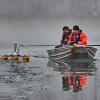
[62,75,87,92]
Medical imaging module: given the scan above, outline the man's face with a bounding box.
[73,30,79,34]
[63,29,69,33]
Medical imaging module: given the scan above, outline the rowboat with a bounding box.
[47,45,97,64]
[47,45,98,72]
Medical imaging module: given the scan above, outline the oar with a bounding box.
[87,45,100,46]
[19,44,57,47]
[19,44,100,47]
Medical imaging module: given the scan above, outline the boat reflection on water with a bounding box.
[67,61,97,73]
[47,59,97,73]
[47,59,97,92]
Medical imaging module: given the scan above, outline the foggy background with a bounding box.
[0,0,100,48]
[0,1,100,100]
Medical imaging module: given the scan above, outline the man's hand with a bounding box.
[69,41,77,45]
[78,41,81,44]
[73,43,79,48]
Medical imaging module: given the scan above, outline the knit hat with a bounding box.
[63,26,69,31]
[73,25,80,30]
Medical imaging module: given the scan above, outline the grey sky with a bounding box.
[0,0,99,17]
[0,0,100,48]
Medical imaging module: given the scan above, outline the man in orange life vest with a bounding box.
[68,25,87,46]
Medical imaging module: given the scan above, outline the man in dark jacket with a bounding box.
[61,26,72,45]
[55,26,71,48]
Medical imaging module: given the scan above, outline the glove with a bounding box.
[69,41,77,46]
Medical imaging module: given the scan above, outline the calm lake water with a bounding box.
[0,47,100,100]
